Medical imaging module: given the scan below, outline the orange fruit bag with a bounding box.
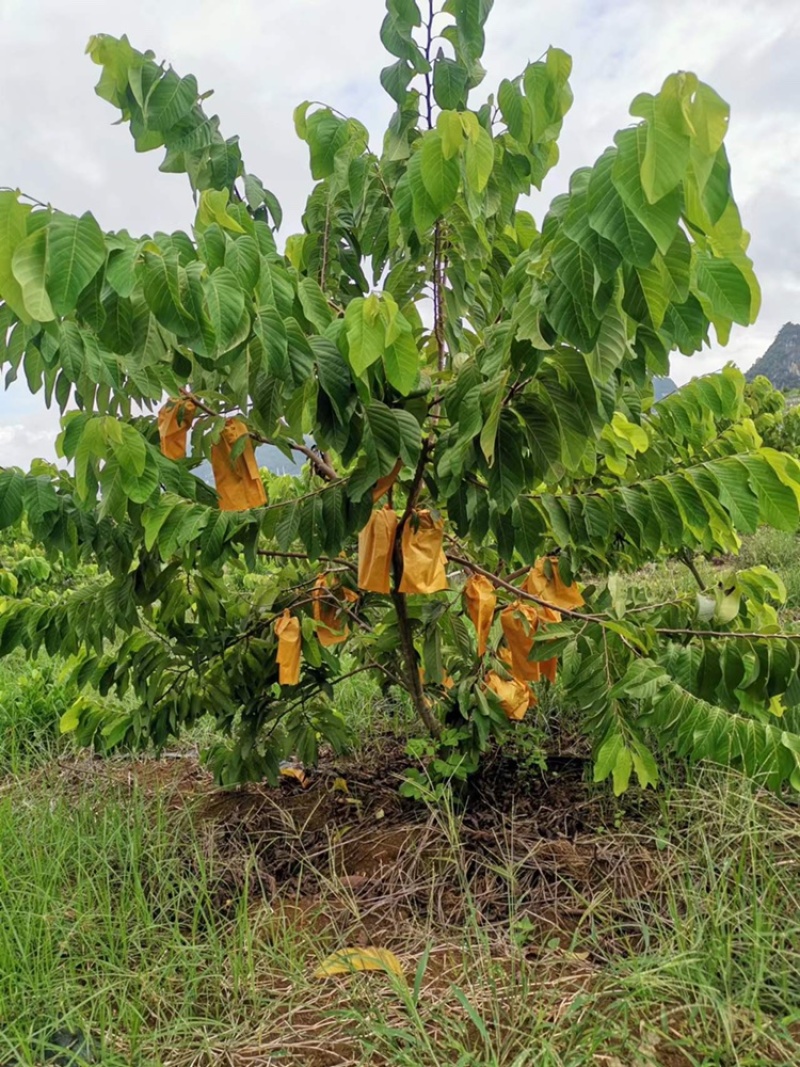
[372,458,402,502]
[274,609,301,685]
[398,509,448,594]
[485,670,530,721]
[358,506,399,594]
[500,601,542,682]
[312,574,357,647]
[463,573,496,657]
[524,556,584,621]
[210,419,267,511]
[157,398,196,460]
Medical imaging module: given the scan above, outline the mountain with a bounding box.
[745,323,800,390]
[653,376,677,400]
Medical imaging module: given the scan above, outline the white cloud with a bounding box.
[0,0,798,465]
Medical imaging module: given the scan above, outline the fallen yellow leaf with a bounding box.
[314,946,404,979]
[279,765,307,787]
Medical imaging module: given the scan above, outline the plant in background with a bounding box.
[745,374,800,456]
[2,0,800,792]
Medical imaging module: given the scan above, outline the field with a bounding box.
[2,533,800,1066]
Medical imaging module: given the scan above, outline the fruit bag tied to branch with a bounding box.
[274,610,301,685]
[210,418,267,511]
[485,670,533,721]
[398,509,448,594]
[157,398,196,460]
[312,574,357,647]
[464,573,497,657]
[358,506,399,594]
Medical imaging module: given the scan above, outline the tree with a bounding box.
[2,1,800,794]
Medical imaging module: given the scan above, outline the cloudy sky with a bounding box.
[1,0,798,468]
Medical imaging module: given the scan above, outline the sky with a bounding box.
[0,0,798,469]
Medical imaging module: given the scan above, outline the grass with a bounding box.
[0,759,798,1065]
[0,653,71,775]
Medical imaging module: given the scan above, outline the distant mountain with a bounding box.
[653,376,677,400]
[745,323,800,390]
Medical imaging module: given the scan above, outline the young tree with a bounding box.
[2,0,800,791]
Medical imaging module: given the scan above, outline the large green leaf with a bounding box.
[0,192,33,320]
[345,296,385,377]
[694,253,752,326]
[12,227,54,321]
[587,149,656,268]
[145,71,198,131]
[419,132,460,215]
[204,267,247,354]
[47,212,106,316]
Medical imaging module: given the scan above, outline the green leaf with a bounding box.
[380,59,415,104]
[436,111,465,160]
[632,79,692,203]
[364,400,401,474]
[479,373,507,466]
[383,328,420,395]
[419,132,460,215]
[587,149,656,268]
[224,236,260,294]
[612,127,681,255]
[707,457,759,534]
[12,227,54,321]
[298,277,333,332]
[204,267,247,354]
[594,732,623,784]
[464,127,494,195]
[345,296,385,377]
[146,71,198,131]
[498,78,531,143]
[694,253,752,326]
[46,212,106,316]
[305,109,349,180]
[0,470,24,529]
[0,191,33,320]
[433,57,469,110]
[612,746,633,796]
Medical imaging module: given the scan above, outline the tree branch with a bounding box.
[390,436,442,737]
[257,549,357,573]
[445,552,606,623]
[423,0,435,130]
[185,392,339,482]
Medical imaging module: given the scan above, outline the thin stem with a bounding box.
[679,549,706,591]
[256,549,357,573]
[445,552,607,623]
[423,0,435,129]
[433,222,448,372]
[656,628,800,641]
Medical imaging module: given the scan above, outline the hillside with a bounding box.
[745,323,800,389]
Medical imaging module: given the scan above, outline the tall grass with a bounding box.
[0,654,70,775]
[0,768,798,1065]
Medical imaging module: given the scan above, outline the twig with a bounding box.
[185,392,339,482]
[257,549,357,573]
[656,627,800,641]
[678,549,706,591]
[445,552,607,623]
